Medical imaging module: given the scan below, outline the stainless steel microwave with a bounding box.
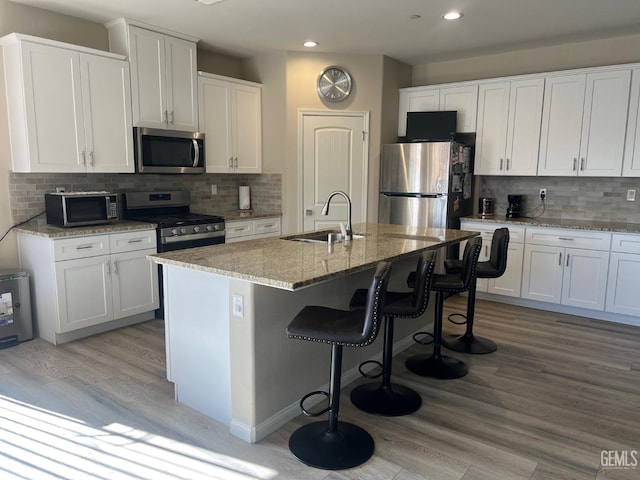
[45,192,119,227]
[134,127,205,174]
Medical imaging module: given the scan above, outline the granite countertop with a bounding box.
[149,223,478,291]
[219,210,282,222]
[15,220,157,238]
[462,215,640,234]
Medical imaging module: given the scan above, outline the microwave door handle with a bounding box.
[192,139,200,168]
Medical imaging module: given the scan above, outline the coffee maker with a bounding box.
[506,194,522,218]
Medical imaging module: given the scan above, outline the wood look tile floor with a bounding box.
[1,296,640,479]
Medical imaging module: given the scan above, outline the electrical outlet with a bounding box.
[539,188,547,201]
[210,184,218,195]
[627,189,636,202]
[232,294,244,318]
[55,186,66,193]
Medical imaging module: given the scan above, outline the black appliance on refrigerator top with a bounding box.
[378,141,474,231]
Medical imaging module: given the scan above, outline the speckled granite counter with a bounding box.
[218,210,281,222]
[462,215,640,234]
[15,220,157,238]
[150,223,477,291]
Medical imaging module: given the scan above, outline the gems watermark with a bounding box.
[601,450,638,469]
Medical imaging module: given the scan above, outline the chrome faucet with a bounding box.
[321,190,352,241]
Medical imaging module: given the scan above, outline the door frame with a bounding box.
[297,109,370,232]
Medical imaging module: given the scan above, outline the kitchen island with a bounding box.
[149,223,478,443]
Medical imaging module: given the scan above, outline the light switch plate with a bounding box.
[232,294,244,318]
[627,189,636,202]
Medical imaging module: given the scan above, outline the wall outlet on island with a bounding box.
[627,189,636,202]
[210,184,218,195]
[232,294,244,318]
[539,188,546,201]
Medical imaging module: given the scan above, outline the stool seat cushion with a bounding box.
[431,273,468,293]
[287,306,375,347]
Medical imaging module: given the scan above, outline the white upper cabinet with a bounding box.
[0,34,134,173]
[398,84,477,136]
[475,78,544,175]
[623,68,640,176]
[107,19,198,131]
[199,73,262,174]
[538,69,630,176]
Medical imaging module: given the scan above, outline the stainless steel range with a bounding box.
[123,190,225,318]
[123,191,225,252]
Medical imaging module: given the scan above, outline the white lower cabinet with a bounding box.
[606,234,640,315]
[460,221,525,298]
[521,228,610,311]
[225,217,281,243]
[18,229,159,344]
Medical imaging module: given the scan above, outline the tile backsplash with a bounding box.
[480,176,640,222]
[9,172,281,223]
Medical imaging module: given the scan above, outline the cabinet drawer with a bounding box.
[460,222,526,243]
[53,235,110,261]
[611,233,640,254]
[226,220,253,239]
[254,218,281,236]
[525,227,611,250]
[110,230,157,253]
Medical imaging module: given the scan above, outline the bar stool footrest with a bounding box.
[447,312,468,325]
[405,353,468,379]
[358,359,383,379]
[288,421,374,470]
[350,381,422,416]
[442,333,497,354]
[412,331,434,346]
[299,390,330,417]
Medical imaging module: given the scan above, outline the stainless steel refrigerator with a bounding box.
[378,141,473,229]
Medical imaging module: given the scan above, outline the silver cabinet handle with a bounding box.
[484,245,488,256]
[128,239,143,244]
[169,111,174,125]
[89,151,95,166]
[81,149,86,166]
[234,157,238,168]
[566,253,570,267]
[305,209,313,216]
[558,252,562,265]
[106,261,111,276]
[234,227,246,231]
[558,237,575,241]
[506,159,510,171]
[163,110,168,125]
[573,158,577,171]
[192,139,200,167]
[113,260,118,275]
[229,157,234,168]
[499,159,503,170]
[261,223,274,228]
[76,245,93,250]
[580,158,585,171]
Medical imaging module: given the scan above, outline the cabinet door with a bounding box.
[623,68,640,177]
[578,70,630,176]
[505,78,544,176]
[233,83,262,174]
[440,85,478,133]
[21,42,85,172]
[111,249,159,320]
[165,35,198,131]
[475,82,510,175]
[606,252,640,315]
[562,248,609,310]
[398,89,439,136]
[55,256,113,332]
[79,54,134,173]
[487,242,524,298]
[538,74,586,176]
[128,26,167,128]
[521,244,564,304]
[199,77,233,173]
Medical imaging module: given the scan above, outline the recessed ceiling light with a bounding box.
[443,11,463,20]
[195,0,224,5]
[304,41,318,48]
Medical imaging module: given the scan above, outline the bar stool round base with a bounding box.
[405,354,468,379]
[288,421,374,470]
[350,382,422,416]
[442,333,497,354]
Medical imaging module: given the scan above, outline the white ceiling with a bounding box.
[10,0,640,65]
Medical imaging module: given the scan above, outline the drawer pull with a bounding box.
[128,239,143,244]
[558,237,575,241]
[558,252,562,265]
[566,254,570,267]
[261,223,274,228]
[76,245,94,250]
[235,227,247,231]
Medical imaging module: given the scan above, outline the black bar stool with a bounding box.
[442,228,509,354]
[405,237,482,379]
[285,262,392,470]
[348,251,436,416]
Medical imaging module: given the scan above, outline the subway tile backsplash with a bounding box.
[9,172,281,224]
[480,176,640,222]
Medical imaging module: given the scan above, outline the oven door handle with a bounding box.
[161,230,225,244]
[192,139,200,168]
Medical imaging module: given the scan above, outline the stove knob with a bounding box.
[171,228,178,235]
[180,227,187,234]
[206,225,213,231]
[193,226,200,233]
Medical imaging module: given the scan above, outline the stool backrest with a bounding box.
[488,228,510,276]
[410,251,437,316]
[460,237,483,289]
[360,261,392,346]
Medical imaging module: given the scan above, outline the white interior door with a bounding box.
[301,111,369,232]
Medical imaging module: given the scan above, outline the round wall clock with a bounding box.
[317,66,352,102]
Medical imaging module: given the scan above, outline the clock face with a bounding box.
[317,66,352,102]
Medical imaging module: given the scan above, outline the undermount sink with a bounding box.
[284,230,366,244]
